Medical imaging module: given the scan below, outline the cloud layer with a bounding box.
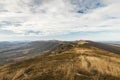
[0,0,120,41]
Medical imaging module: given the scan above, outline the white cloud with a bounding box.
[0,0,120,40]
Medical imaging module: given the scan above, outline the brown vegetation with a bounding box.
[0,40,120,80]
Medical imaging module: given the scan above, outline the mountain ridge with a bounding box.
[0,40,120,80]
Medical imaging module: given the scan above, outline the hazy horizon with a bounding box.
[0,39,120,42]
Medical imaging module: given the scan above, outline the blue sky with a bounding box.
[0,0,120,41]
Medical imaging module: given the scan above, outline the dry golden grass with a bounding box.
[0,41,120,80]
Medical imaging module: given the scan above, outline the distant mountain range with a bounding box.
[0,40,62,66]
[99,41,120,44]
[0,40,120,80]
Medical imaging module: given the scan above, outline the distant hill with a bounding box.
[85,41,120,54]
[0,41,27,50]
[100,41,120,44]
[0,40,120,80]
[0,40,61,66]
[111,44,120,47]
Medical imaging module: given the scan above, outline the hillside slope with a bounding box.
[0,40,120,80]
[112,44,120,48]
[0,40,61,66]
[86,41,120,54]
